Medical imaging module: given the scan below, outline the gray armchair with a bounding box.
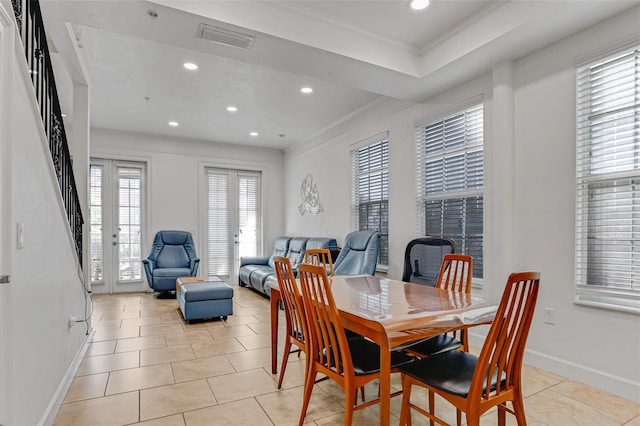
[334,230,381,276]
[142,230,199,295]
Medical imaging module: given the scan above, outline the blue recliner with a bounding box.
[334,230,381,276]
[143,230,200,295]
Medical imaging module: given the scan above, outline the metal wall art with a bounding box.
[298,174,323,215]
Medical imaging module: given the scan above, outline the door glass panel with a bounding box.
[117,166,142,281]
[90,165,103,283]
[238,172,260,259]
[207,170,230,276]
[206,168,261,278]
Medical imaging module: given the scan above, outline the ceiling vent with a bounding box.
[197,24,254,49]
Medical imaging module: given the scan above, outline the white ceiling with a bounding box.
[40,0,640,150]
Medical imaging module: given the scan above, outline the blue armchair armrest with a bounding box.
[190,258,200,276]
[142,259,154,285]
[240,256,269,267]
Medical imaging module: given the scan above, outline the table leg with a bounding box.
[270,288,280,374]
[379,338,391,426]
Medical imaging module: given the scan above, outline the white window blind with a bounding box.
[416,103,484,281]
[117,165,143,281]
[89,165,103,283]
[206,168,261,277]
[575,45,640,313]
[351,138,389,267]
[237,172,261,260]
[207,170,230,276]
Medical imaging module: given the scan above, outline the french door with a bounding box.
[206,168,261,282]
[89,159,146,293]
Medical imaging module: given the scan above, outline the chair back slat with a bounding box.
[305,248,335,277]
[472,271,540,400]
[436,254,473,292]
[274,257,308,348]
[299,263,352,379]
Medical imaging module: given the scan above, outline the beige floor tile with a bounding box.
[92,318,124,330]
[63,373,108,402]
[121,316,163,328]
[550,380,640,422]
[236,332,272,350]
[85,340,117,356]
[76,351,139,376]
[269,357,307,390]
[92,326,141,342]
[208,324,256,339]
[225,347,272,371]
[160,311,183,322]
[99,310,141,321]
[191,338,246,358]
[165,330,215,347]
[246,321,272,334]
[54,391,139,426]
[106,364,175,395]
[137,414,186,426]
[221,314,262,326]
[140,323,185,336]
[314,405,391,426]
[522,365,565,397]
[525,389,623,425]
[626,415,640,426]
[141,344,195,366]
[184,398,273,426]
[208,368,278,404]
[139,379,217,421]
[256,384,343,425]
[172,355,236,382]
[115,335,167,353]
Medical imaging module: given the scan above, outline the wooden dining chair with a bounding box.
[404,254,473,357]
[297,264,415,426]
[305,248,335,277]
[398,271,540,426]
[273,256,309,389]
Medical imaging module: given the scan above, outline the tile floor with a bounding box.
[54,285,640,426]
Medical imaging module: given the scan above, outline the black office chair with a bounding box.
[402,237,455,286]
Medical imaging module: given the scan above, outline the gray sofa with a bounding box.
[239,236,338,297]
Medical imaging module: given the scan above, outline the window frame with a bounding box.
[415,103,484,287]
[350,132,390,270]
[574,44,640,314]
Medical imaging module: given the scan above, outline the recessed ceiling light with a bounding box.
[409,0,429,10]
[226,106,238,113]
[168,121,179,127]
[249,132,259,137]
[183,62,198,70]
[300,87,313,94]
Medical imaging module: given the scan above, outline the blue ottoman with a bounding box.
[177,281,234,322]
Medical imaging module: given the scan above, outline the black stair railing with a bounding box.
[11,0,84,268]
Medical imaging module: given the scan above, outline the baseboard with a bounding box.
[38,329,94,426]
[468,331,640,403]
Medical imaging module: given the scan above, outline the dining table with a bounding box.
[269,274,498,426]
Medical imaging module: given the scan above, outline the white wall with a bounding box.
[1,8,89,424]
[284,6,640,402]
[91,128,286,277]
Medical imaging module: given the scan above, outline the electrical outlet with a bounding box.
[544,307,555,325]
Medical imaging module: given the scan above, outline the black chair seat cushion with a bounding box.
[327,338,415,376]
[398,350,505,397]
[404,333,462,356]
